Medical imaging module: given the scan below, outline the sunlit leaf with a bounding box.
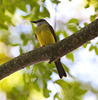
[95,6,98,12]
[89,45,94,51]
[84,4,90,8]
[83,43,87,48]
[66,52,74,62]
[19,47,23,54]
[54,93,61,100]
[0,24,8,30]
[18,3,27,12]
[94,46,98,55]
[43,88,51,98]
[11,44,20,46]
[51,0,61,4]
[68,18,79,26]
[7,5,16,14]
[55,80,87,100]
[21,33,25,40]
[34,80,40,91]
[11,87,27,100]
[40,6,50,18]
[54,80,70,89]
[90,14,97,22]
[84,22,88,27]
[62,64,73,78]
[67,24,78,33]
[75,88,87,96]
[5,15,11,23]
[0,42,12,65]
[23,38,28,45]
[62,31,68,38]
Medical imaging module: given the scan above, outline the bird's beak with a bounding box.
[31,21,37,23]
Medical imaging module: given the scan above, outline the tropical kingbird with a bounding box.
[31,19,67,78]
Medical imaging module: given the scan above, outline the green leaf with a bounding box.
[12,87,27,100]
[83,41,91,48]
[67,18,79,33]
[54,80,70,89]
[18,3,27,12]
[55,80,87,99]
[42,0,45,2]
[43,88,51,98]
[42,78,51,97]
[0,11,11,29]
[67,24,78,33]
[54,93,61,100]
[94,46,98,55]
[20,33,29,45]
[52,0,61,4]
[11,44,20,46]
[7,4,16,14]
[74,86,87,96]
[20,33,26,40]
[90,14,97,22]
[84,4,90,8]
[33,78,40,91]
[5,15,11,23]
[40,6,50,18]
[23,38,28,46]
[43,70,52,80]
[17,96,27,100]
[12,87,18,95]
[0,24,8,30]
[37,63,47,74]
[95,6,98,12]
[56,31,62,39]
[83,43,87,48]
[63,64,73,78]
[89,45,94,51]
[0,30,10,44]
[68,18,79,25]
[19,47,23,54]
[84,22,88,27]
[62,31,68,38]
[87,0,90,2]
[66,52,74,62]
[63,65,69,74]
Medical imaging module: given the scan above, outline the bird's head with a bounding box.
[31,19,48,26]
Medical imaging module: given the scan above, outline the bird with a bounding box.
[31,19,67,78]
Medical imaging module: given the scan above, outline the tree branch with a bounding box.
[0,19,98,80]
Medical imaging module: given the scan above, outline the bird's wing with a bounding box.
[49,25,57,42]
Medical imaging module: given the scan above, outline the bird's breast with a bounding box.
[35,25,55,46]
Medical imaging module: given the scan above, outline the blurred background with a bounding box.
[0,0,98,100]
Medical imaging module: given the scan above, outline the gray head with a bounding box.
[31,19,48,26]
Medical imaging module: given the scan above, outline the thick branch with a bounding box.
[0,19,98,80]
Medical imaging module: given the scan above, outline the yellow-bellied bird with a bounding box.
[31,19,67,78]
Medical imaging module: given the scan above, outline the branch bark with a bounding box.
[0,19,98,80]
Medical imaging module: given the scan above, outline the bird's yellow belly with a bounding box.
[37,30,55,46]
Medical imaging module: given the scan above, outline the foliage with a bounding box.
[66,53,74,62]
[0,0,50,29]
[84,0,98,12]
[0,0,98,100]
[54,80,87,100]
[0,41,12,65]
[66,18,79,33]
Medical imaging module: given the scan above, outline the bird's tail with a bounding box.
[54,60,67,78]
